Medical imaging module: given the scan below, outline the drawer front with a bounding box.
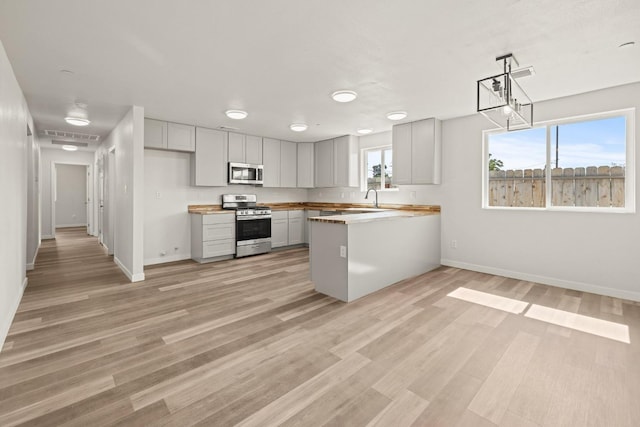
[288,210,304,219]
[202,213,235,225]
[203,224,235,241]
[271,210,288,220]
[203,239,235,258]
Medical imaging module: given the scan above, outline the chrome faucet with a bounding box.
[365,188,379,208]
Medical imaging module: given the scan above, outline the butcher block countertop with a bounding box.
[188,202,440,215]
[308,210,439,225]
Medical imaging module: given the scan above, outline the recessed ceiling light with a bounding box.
[64,117,91,126]
[290,123,308,132]
[619,41,635,49]
[331,90,357,103]
[386,111,407,121]
[357,128,373,134]
[225,110,248,120]
[62,145,78,151]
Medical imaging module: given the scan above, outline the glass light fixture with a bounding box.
[331,90,357,103]
[62,144,78,151]
[225,110,248,120]
[477,53,533,131]
[386,111,407,121]
[64,117,90,126]
[289,123,308,132]
[357,128,373,134]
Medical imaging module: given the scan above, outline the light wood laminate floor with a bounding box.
[1,228,639,426]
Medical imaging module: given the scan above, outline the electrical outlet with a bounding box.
[451,240,457,249]
[339,245,347,258]
[340,192,345,199]
[156,191,162,199]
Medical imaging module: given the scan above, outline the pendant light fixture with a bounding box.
[477,53,534,131]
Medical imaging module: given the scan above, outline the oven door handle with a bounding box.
[237,215,272,221]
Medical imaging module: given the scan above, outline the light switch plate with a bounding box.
[339,245,347,258]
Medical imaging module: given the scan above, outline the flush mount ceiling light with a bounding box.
[357,128,373,134]
[289,123,308,132]
[331,90,357,103]
[65,101,91,126]
[477,53,534,131]
[62,144,78,151]
[225,110,248,120]
[386,111,407,121]
[64,117,91,126]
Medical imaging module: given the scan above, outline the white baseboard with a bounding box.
[42,234,54,240]
[114,256,145,283]
[441,259,640,302]
[26,245,39,271]
[0,278,27,352]
[56,223,87,228]
[144,253,191,266]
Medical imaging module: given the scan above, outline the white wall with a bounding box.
[144,149,307,265]
[55,164,87,227]
[39,147,94,238]
[97,106,145,281]
[0,40,30,350]
[440,82,640,301]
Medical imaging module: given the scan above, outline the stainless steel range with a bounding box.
[222,194,272,257]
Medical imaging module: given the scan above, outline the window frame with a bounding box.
[361,145,398,192]
[482,108,635,213]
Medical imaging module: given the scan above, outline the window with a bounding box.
[484,109,634,211]
[363,147,394,190]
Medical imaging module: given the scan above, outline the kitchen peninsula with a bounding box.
[308,208,441,302]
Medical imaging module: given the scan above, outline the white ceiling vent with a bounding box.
[42,129,100,141]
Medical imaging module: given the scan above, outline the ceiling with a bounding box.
[0,0,639,148]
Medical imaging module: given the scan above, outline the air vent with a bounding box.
[52,140,88,147]
[42,129,100,142]
[218,126,239,131]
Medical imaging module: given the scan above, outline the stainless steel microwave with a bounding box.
[228,162,264,185]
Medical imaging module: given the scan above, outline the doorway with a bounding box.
[51,163,90,236]
[99,148,116,255]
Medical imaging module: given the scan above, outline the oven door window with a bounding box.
[236,218,271,241]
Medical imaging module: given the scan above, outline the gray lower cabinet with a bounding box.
[272,210,306,248]
[271,211,288,248]
[288,210,304,245]
[191,213,235,262]
[305,210,320,245]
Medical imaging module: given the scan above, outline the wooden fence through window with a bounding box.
[488,166,625,207]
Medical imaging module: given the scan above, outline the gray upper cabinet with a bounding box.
[392,118,441,185]
[297,142,314,188]
[334,135,358,187]
[262,137,281,187]
[314,139,334,188]
[392,123,412,185]
[144,118,166,149]
[228,133,263,164]
[314,136,358,188]
[191,127,228,187]
[280,140,297,188]
[144,118,195,152]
